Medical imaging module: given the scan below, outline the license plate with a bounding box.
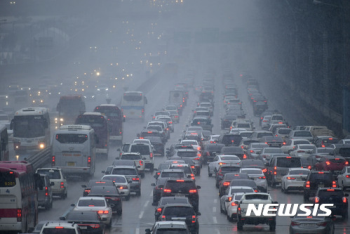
[175,194,185,197]
[300,224,316,228]
[79,226,87,229]
[271,144,279,147]
[67,162,75,166]
[319,184,324,188]
[63,153,72,156]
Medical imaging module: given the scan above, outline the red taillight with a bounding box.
[273,171,277,175]
[250,150,254,153]
[346,175,350,178]
[191,165,195,169]
[163,189,171,193]
[87,156,91,167]
[274,166,277,170]
[192,215,196,223]
[343,197,347,203]
[84,189,90,194]
[157,208,162,213]
[45,186,48,196]
[89,224,100,229]
[305,181,310,188]
[55,226,64,229]
[254,190,258,193]
[325,161,331,166]
[142,109,144,113]
[308,165,312,169]
[243,154,247,159]
[189,189,197,193]
[223,182,230,186]
[132,177,139,181]
[315,197,319,203]
[259,176,266,179]
[219,162,226,165]
[287,177,295,180]
[346,161,349,165]
[283,142,286,145]
[291,221,300,226]
[286,156,292,159]
[51,156,55,166]
[318,172,324,174]
[262,168,267,173]
[332,181,337,188]
[231,202,238,206]
[139,160,143,166]
[150,153,153,158]
[60,182,64,189]
[17,209,22,222]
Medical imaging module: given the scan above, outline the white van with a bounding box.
[52,125,96,177]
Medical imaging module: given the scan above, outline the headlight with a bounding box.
[39,143,45,149]
[60,118,64,122]
[105,88,108,91]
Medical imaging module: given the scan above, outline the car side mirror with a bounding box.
[151,183,156,186]
[142,157,147,160]
[265,162,270,166]
[117,148,120,151]
[272,201,278,204]
[59,216,66,220]
[197,212,201,216]
[10,119,14,130]
[196,185,201,189]
[50,182,55,186]
[145,229,151,234]
[101,171,105,174]
[137,166,141,168]
[187,175,192,178]
[81,184,87,188]
[71,204,75,207]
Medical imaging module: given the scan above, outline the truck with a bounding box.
[304,126,334,139]
[56,95,86,127]
[237,193,277,231]
[168,90,185,115]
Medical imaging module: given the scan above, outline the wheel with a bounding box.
[107,219,112,228]
[149,165,154,173]
[269,222,276,231]
[304,194,309,202]
[208,172,212,177]
[227,214,233,222]
[61,191,67,199]
[216,182,219,189]
[44,202,51,210]
[141,173,145,178]
[343,211,348,219]
[237,220,243,231]
[220,202,225,213]
[117,209,122,215]
[125,194,130,201]
[136,190,141,196]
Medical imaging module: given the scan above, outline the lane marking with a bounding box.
[135,227,140,234]
[213,216,217,223]
[213,207,216,213]
[144,201,149,208]
[139,211,144,219]
[150,191,153,197]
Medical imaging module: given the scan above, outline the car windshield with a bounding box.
[130,145,150,154]
[289,170,309,175]
[294,131,312,137]
[230,188,254,193]
[155,229,188,234]
[278,129,291,134]
[230,180,256,187]
[102,176,126,183]
[121,154,142,160]
[165,181,195,191]
[43,228,77,234]
[276,158,302,167]
[78,199,105,207]
[37,170,61,179]
[244,194,269,200]
[310,173,333,182]
[263,148,283,153]
[161,172,184,178]
[318,190,344,203]
[111,168,137,175]
[221,156,239,161]
[177,151,197,157]
[163,206,195,216]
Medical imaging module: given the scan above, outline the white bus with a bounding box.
[52,125,96,177]
[11,107,50,154]
[121,91,147,121]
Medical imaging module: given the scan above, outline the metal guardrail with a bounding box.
[25,148,51,170]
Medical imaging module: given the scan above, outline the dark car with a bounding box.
[314,137,339,148]
[218,134,242,146]
[221,115,237,129]
[229,179,259,192]
[314,187,348,218]
[62,210,105,234]
[102,159,137,175]
[240,159,267,173]
[261,136,284,148]
[81,180,115,196]
[221,146,246,160]
[154,162,171,179]
[218,173,250,197]
[154,197,191,221]
[161,179,201,212]
[304,171,337,202]
[151,177,170,205]
[88,185,123,215]
[144,136,165,156]
[215,164,241,188]
[160,204,200,234]
[202,143,225,164]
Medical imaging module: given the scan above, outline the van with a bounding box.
[37,174,53,210]
[36,168,67,199]
[51,125,96,177]
[266,156,302,187]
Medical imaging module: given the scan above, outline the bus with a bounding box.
[0,161,40,233]
[52,125,96,176]
[0,125,9,161]
[56,95,86,127]
[75,112,109,157]
[94,104,124,143]
[121,91,147,121]
[10,107,50,154]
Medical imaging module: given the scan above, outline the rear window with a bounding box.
[121,154,142,160]
[231,188,254,194]
[294,131,312,137]
[276,157,302,167]
[155,229,188,234]
[130,145,150,154]
[338,148,350,157]
[160,198,188,205]
[245,194,269,200]
[309,173,333,181]
[161,172,184,178]
[289,170,309,175]
[78,199,105,207]
[111,168,137,175]
[163,206,195,216]
[225,173,249,180]
[55,134,88,144]
[177,151,197,157]
[318,190,343,203]
[221,167,240,173]
[241,161,264,168]
[206,145,224,151]
[230,181,256,187]
[37,170,61,179]
[256,133,273,138]
[165,180,195,191]
[237,123,250,128]
[263,148,283,153]
[0,172,16,187]
[102,176,126,183]
[278,129,291,134]
[241,169,261,174]
[42,228,76,234]
[221,135,242,145]
[221,156,239,161]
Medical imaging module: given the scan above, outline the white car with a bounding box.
[133,138,152,146]
[338,166,350,190]
[239,168,267,192]
[226,192,245,222]
[289,144,317,158]
[281,168,310,193]
[229,128,247,135]
[338,139,350,145]
[219,186,255,214]
[180,139,201,151]
[101,175,130,200]
[208,155,241,177]
[261,115,272,129]
[73,196,112,226]
[208,134,220,144]
[281,139,311,154]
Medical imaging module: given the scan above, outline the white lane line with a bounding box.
[135,228,140,234]
[144,201,149,208]
[150,191,153,197]
[214,199,217,203]
[215,229,221,234]
[213,207,216,213]
[213,217,217,223]
[139,211,144,219]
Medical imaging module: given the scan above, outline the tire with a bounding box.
[125,194,130,201]
[61,191,67,199]
[150,165,154,173]
[117,209,122,215]
[237,220,243,231]
[304,194,309,202]
[208,172,212,177]
[141,173,145,178]
[343,211,348,219]
[227,214,233,222]
[136,190,141,196]
[45,202,51,210]
[220,203,225,213]
[269,221,276,231]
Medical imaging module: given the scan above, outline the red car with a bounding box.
[314,155,348,172]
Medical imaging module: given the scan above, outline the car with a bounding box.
[281,168,310,193]
[159,204,200,234]
[288,130,314,142]
[39,221,80,234]
[81,180,115,196]
[151,178,170,205]
[180,139,201,151]
[207,155,241,177]
[102,159,137,175]
[220,146,246,160]
[72,196,112,227]
[119,152,145,177]
[240,159,267,173]
[37,174,53,210]
[303,171,337,202]
[260,147,285,163]
[226,192,245,222]
[202,143,225,164]
[289,208,335,234]
[289,144,317,158]
[158,169,186,180]
[239,168,267,192]
[218,133,242,147]
[169,164,195,180]
[170,148,202,175]
[215,164,241,188]
[61,210,106,234]
[161,178,200,212]
[239,131,253,140]
[152,111,170,120]
[155,115,174,133]
[337,166,350,190]
[261,115,272,129]
[221,115,237,129]
[129,143,154,172]
[88,185,123,215]
[154,197,191,221]
[246,143,269,159]
[281,139,312,154]
[314,187,349,218]
[275,127,292,140]
[220,186,255,213]
[36,168,67,199]
[249,131,273,141]
[168,110,180,123]
[314,136,339,148]
[143,136,165,156]
[145,221,190,234]
[261,136,284,148]
[109,166,141,196]
[218,173,250,197]
[101,175,131,200]
[190,116,213,132]
[154,162,171,179]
